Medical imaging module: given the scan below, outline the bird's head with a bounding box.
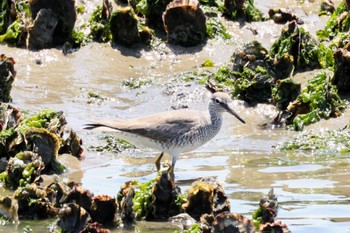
[209,92,245,124]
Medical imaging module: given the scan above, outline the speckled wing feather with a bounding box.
[85,109,205,141]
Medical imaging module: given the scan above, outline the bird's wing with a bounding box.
[85,110,204,141]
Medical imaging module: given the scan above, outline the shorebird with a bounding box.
[85,92,245,180]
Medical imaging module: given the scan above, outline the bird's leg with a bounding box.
[155,152,164,171]
[168,156,177,181]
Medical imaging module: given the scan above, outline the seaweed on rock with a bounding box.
[286,72,344,131]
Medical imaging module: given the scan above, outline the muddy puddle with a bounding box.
[1,0,350,232]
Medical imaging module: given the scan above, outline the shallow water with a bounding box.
[1,0,350,232]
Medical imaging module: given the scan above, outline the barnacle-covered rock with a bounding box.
[90,195,119,224]
[57,203,91,233]
[0,151,44,189]
[59,128,84,159]
[169,213,197,231]
[317,1,350,41]
[80,222,111,233]
[45,182,67,208]
[214,212,254,233]
[28,9,58,50]
[183,177,230,220]
[117,180,137,225]
[223,0,266,22]
[14,183,58,219]
[62,183,93,213]
[25,128,63,173]
[162,0,207,47]
[286,72,344,130]
[132,172,184,220]
[0,196,19,222]
[109,7,152,47]
[260,221,291,233]
[270,21,334,71]
[0,54,16,103]
[29,0,76,47]
[268,8,304,24]
[252,188,278,229]
[200,212,254,233]
[332,41,350,93]
[134,0,172,28]
[320,0,335,15]
[272,78,301,110]
[0,103,22,131]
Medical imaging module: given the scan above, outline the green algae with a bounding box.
[287,72,344,131]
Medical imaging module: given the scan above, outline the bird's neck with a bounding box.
[209,110,223,128]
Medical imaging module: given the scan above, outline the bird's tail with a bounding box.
[83,123,104,130]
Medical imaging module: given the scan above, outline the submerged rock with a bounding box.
[162,0,207,47]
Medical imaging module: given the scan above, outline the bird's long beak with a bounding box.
[223,103,245,124]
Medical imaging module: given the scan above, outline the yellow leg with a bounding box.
[155,152,164,171]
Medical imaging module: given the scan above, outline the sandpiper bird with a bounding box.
[85,92,245,180]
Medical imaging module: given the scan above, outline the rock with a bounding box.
[14,183,58,219]
[0,196,19,222]
[62,183,93,213]
[162,0,206,47]
[0,54,16,102]
[0,152,45,190]
[268,8,304,24]
[90,195,118,224]
[28,9,58,50]
[332,41,350,93]
[29,0,76,46]
[260,221,291,233]
[109,7,140,47]
[80,222,111,233]
[169,213,197,230]
[57,203,91,233]
[183,177,230,220]
[320,0,335,15]
[117,180,136,226]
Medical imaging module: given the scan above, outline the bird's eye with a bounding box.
[214,98,220,104]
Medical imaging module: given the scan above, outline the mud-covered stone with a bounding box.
[162,0,206,47]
